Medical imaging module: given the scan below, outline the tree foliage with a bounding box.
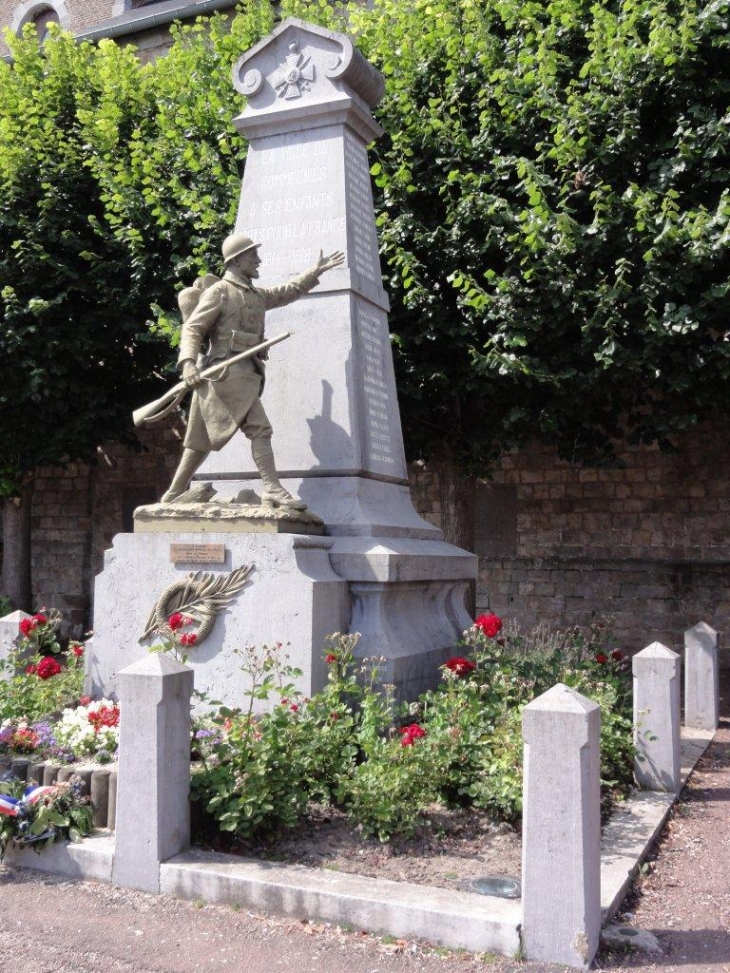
[1,0,729,495]
[0,7,273,497]
[341,0,730,466]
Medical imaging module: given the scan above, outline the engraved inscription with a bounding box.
[170,543,226,564]
[241,138,344,269]
[358,304,395,468]
[344,131,380,283]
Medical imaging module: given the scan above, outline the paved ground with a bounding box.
[0,674,727,973]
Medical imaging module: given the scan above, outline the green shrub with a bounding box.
[191,618,635,843]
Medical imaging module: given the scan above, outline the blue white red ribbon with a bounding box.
[0,784,54,817]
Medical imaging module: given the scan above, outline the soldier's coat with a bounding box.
[178,267,320,452]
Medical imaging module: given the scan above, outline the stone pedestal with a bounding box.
[90,529,348,710]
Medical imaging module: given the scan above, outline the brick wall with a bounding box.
[14,416,729,651]
[409,420,730,655]
[29,418,184,634]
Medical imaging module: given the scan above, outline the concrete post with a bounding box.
[112,654,194,893]
[684,622,719,731]
[633,642,681,792]
[0,610,31,679]
[522,683,601,968]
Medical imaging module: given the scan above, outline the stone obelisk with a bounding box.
[197,17,476,694]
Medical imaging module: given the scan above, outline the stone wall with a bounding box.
[410,420,730,654]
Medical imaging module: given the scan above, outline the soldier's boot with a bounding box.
[251,439,307,511]
[160,448,208,503]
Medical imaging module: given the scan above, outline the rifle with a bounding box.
[133,331,292,427]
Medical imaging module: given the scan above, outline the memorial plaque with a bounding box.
[169,543,226,564]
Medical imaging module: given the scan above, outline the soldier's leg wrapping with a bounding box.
[244,400,307,511]
[160,448,208,503]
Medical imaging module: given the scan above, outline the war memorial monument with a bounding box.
[88,17,477,707]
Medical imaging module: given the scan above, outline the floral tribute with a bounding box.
[53,699,120,760]
[0,777,93,861]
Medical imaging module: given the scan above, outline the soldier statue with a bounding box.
[161,234,344,508]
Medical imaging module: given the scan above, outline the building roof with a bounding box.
[74,0,237,43]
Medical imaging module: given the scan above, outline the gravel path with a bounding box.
[0,674,727,973]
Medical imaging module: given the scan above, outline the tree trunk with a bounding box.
[433,445,476,618]
[2,480,32,612]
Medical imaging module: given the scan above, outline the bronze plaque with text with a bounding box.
[169,543,226,564]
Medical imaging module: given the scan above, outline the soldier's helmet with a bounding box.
[222,233,260,264]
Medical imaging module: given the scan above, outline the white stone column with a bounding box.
[684,622,719,731]
[522,683,601,968]
[112,654,194,893]
[633,642,681,792]
[0,610,31,680]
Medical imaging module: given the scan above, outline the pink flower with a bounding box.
[290,703,299,713]
[32,614,47,626]
[400,724,426,747]
[79,695,92,706]
[71,644,84,657]
[179,633,198,647]
[444,656,476,677]
[325,654,337,664]
[475,613,503,638]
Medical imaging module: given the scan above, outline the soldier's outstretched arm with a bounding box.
[261,250,345,311]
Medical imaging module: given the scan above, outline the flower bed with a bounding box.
[190,616,634,846]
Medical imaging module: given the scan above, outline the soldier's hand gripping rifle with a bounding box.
[132,331,292,427]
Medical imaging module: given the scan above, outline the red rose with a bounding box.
[475,613,503,638]
[290,703,299,713]
[25,663,37,675]
[179,633,198,647]
[71,644,84,657]
[36,656,62,680]
[325,654,337,664]
[611,650,625,662]
[400,723,426,747]
[595,653,608,664]
[168,612,184,631]
[32,614,47,626]
[444,656,476,677]
[19,618,37,637]
[79,695,92,706]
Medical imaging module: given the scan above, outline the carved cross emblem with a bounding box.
[272,41,315,100]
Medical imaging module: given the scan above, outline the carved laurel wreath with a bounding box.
[139,564,254,645]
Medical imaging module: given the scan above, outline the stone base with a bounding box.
[89,531,348,710]
[90,523,477,707]
[134,497,324,535]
